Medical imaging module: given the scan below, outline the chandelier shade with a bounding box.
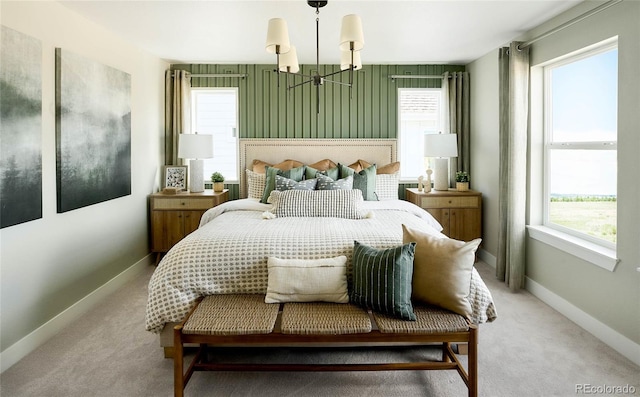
[278,45,300,73]
[341,50,362,71]
[339,14,364,51]
[265,18,290,54]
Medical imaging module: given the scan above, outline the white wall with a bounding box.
[0,1,168,370]
[467,0,640,362]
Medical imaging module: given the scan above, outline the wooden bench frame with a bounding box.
[173,300,478,397]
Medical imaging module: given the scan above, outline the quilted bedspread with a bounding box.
[145,199,497,333]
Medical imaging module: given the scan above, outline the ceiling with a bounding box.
[59,0,582,65]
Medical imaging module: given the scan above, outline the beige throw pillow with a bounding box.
[402,224,481,318]
[265,256,349,303]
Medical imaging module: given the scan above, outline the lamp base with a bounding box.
[189,159,204,193]
[433,158,449,191]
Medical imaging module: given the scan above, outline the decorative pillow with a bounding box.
[316,174,353,190]
[251,159,272,174]
[270,189,364,219]
[305,166,339,181]
[347,159,372,173]
[339,163,378,201]
[273,159,304,170]
[350,241,417,321]
[246,169,266,199]
[307,159,337,171]
[375,172,400,200]
[402,224,481,318]
[265,256,349,303]
[261,165,306,203]
[275,175,317,191]
[376,161,400,174]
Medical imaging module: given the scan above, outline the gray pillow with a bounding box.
[316,174,353,190]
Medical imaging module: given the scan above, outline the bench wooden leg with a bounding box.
[174,325,184,397]
[468,325,478,397]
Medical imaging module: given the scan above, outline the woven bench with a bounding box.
[174,294,478,397]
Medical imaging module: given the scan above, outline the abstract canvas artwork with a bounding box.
[55,48,131,212]
[0,26,43,228]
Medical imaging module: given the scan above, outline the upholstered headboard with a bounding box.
[239,139,397,198]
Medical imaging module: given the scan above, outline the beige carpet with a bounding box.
[1,261,638,397]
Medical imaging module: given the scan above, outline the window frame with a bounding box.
[528,37,619,271]
[397,87,444,182]
[190,87,240,183]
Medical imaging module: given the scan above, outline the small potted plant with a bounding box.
[211,172,225,192]
[455,171,469,192]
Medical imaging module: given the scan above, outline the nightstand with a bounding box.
[149,189,229,264]
[405,188,482,242]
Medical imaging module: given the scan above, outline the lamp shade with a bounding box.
[339,14,364,51]
[266,18,290,54]
[278,45,299,73]
[340,50,362,71]
[424,133,458,158]
[178,133,213,159]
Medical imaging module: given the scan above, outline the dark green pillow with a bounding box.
[305,166,339,181]
[261,165,305,203]
[339,164,378,201]
[350,241,417,321]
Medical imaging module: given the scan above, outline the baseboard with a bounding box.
[526,276,640,367]
[0,254,153,373]
[478,248,496,268]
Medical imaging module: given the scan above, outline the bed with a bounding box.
[146,139,496,351]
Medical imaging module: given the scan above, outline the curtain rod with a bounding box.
[518,0,623,49]
[172,72,247,79]
[389,74,453,80]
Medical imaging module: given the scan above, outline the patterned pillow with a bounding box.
[261,165,306,203]
[375,172,400,200]
[270,189,364,219]
[246,169,266,199]
[316,174,353,190]
[339,164,378,201]
[350,241,417,321]
[265,256,348,303]
[275,175,317,191]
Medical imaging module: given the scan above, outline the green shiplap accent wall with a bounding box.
[172,64,465,140]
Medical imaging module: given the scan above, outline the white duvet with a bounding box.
[145,199,496,333]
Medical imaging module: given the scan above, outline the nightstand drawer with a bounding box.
[418,196,479,209]
[152,197,215,210]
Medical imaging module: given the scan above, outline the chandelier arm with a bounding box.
[280,70,317,80]
[322,79,352,87]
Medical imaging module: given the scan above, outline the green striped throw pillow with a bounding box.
[350,241,417,321]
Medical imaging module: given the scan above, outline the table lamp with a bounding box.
[178,133,213,193]
[424,133,458,191]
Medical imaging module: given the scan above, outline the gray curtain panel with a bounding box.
[496,42,529,290]
[442,71,470,188]
[164,69,191,165]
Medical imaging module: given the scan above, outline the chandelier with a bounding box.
[265,0,364,113]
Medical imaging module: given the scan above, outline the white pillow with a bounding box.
[265,256,349,303]
[246,169,266,199]
[270,189,365,219]
[375,172,400,200]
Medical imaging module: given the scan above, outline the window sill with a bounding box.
[526,225,619,272]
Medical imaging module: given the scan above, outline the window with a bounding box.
[542,41,617,249]
[191,88,239,182]
[398,88,443,180]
